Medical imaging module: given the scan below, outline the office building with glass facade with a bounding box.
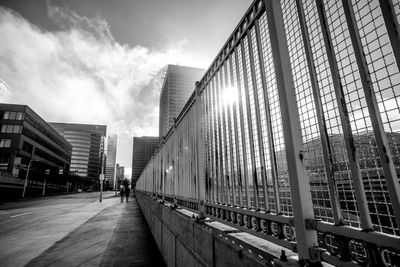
[50,122,106,182]
[105,134,117,188]
[159,65,205,138]
[116,163,124,188]
[0,103,72,180]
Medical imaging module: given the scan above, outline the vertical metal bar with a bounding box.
[341,0,400,230]
[220,67,232,205]
[162,139,165,201]
[315,0,373,231]
[220,68,232,205]
[188,117,192,199]
[265,0,318,261]
[248,24,269,211]
[215,72,226,204]
[208,88,216,204]
[212,77,221,204]
[229,54,243,208]
[254,18,281,214]
[205,88,212,202]
[204,89,211,202]
[235,45,251,209]
[296,0,343,225]
[379,0,400,73]
[209,89,214,204]
[223,62,237,207]
[196,83,206,218]
[173,119,177,204]
[210,85,217,204]
[201,92,207,202]
[210,79,217,203]
[153,160,156,195]
[195,84,200,201]
[241,35,259,210]
[177,130,181,198]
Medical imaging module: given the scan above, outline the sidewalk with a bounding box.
[100,197,167,267]
[25,195,166,267]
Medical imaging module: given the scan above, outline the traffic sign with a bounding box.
[99,174,104,181]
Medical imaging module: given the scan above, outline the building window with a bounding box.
[0,139,12,147]
[9,112,16,120]
[2,112,24,120]
[13,125,21,133]
[16,112,24,120]
[3,112,9,119]
[1,125,22,134]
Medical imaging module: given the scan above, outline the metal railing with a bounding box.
[137,0,400,265]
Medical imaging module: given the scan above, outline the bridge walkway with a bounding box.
[25,195,166,267]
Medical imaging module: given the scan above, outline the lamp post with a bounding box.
[42,169,50,197]
[22,159,39,198]
[99,151,105,202]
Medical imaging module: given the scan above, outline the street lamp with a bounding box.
[42,169,50,197]
[22,159,39,198]
[99,151,105,202]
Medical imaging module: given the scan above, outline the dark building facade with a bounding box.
[49,123,106,183]
[131,136,159,188]
[159,65,204,138]
[0,103,72,180]
[116,163,124,188]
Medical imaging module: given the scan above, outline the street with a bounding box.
[0,192,165,267]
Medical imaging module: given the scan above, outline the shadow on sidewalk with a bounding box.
[25,197,165,267]
[100,197,166,267]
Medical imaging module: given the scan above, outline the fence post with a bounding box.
[196,82,206,219]
[264,0,319,263]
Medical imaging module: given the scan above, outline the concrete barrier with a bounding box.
[136,191,297,267]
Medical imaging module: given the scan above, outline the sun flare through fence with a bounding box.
[136,0,400,265]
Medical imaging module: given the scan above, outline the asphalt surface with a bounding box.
[0,192,166,267]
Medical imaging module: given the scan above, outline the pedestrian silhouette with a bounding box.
[123,178,130,202]
[119,184,125,203]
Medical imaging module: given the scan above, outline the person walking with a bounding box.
[119,184,125,203]
[123,178,130,202]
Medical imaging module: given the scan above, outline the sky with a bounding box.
[0,0,252,175]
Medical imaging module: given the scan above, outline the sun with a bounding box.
[221,86,238,107]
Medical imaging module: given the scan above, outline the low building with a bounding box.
[0,103,72,196]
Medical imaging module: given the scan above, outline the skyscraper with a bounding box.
[159,65,204,138]
[50,123,106,184]
[105,134,117,189]
[131,136,159,188]
[116,163,124,188]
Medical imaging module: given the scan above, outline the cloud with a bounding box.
[0,5,208,168]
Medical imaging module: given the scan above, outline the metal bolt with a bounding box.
[280,250,288,262]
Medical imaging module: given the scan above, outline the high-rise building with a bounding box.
[131,136,159,188]
[116,163,124,188]
[50,123,106,183]
[105,134,117,189]
[0,104,72,178]
[159,65,204,138]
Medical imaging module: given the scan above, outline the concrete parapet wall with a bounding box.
[136,192,295,267]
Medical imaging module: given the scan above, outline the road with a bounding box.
[0,192,129,266]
